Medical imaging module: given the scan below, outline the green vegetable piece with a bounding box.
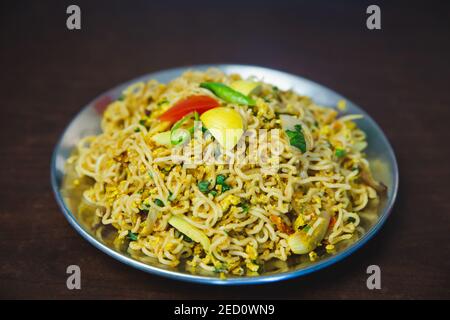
[213,264,228,273]
[335,148,346,158]
[238,202,250,213]
[285,124,307,153]
[198,180,210,193]
[216,174,226,185]
[127,231,138,241]
[170,113,194,145]
[157,98,169,106]
[171,129,190,145]
[209,190,218,197]
[213,267,226,273]
[154,198,164,207]
[200,82,255,106]
[215,174,231,193]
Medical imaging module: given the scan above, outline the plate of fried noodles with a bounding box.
[51,65,398,284]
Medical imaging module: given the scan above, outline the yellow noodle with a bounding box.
[67,69,383,276]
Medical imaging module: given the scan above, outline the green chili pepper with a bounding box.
[200,82,255,106]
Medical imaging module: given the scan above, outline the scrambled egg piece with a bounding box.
[219,194,240,211]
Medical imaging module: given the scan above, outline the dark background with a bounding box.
[1,0,449,299]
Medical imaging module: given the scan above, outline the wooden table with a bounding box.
[1,0,449,299]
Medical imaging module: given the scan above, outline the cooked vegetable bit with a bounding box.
[127,231,138,241]
[285,124,307,153]
[288,212,331,254]
[238,201,250,213]
[198,180,210,193]
[154,199,165,207]
[335,148,346,158]
[215,174,231,193]
[168,215,211,252]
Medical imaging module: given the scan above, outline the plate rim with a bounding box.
[50,64,399,285]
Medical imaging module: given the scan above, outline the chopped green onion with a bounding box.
[162,166,174,174]
[216,174,231,193]
[171,129,190,145]
[213,264,228,273]
[170,113,194,145]
[157,98,169,106]
[154,199,164,207]
[127,231,138,241]
[171,113,191,131]
[238,201,250,213]
[209,190,218,197]
[335,148,347,158]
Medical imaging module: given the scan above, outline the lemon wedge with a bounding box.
[200,107,244,151]
[230,80,261,96]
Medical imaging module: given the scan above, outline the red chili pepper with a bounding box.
[158,95,219,123]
